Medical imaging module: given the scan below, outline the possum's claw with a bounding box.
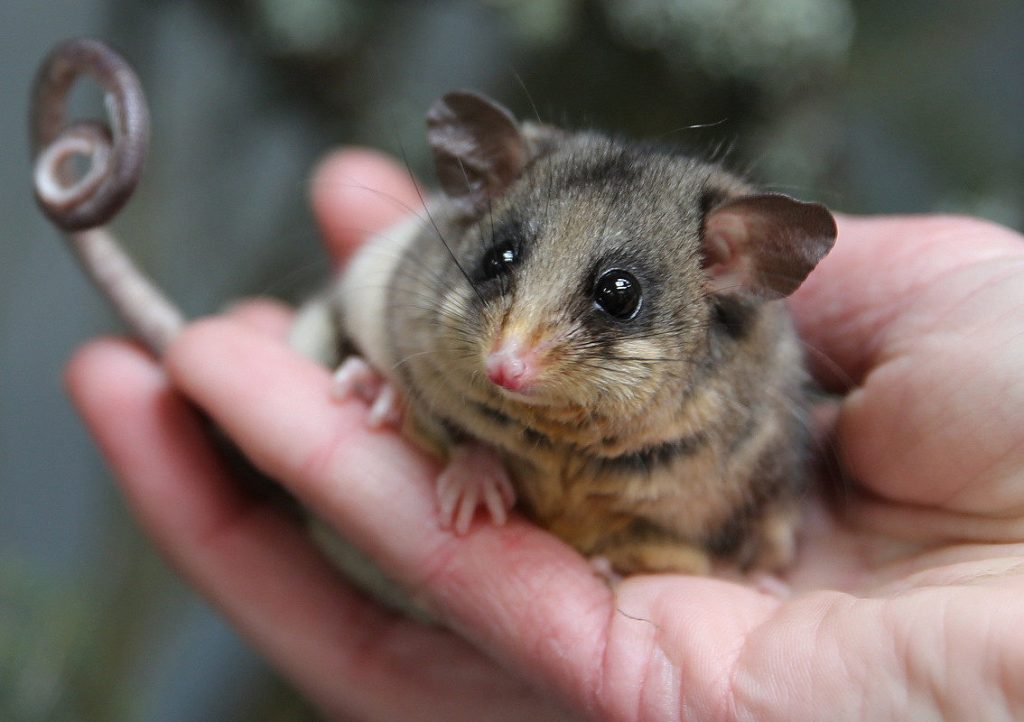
[749,572,792,599]
[331,356,379,400]
[588,556,624,586]
[436,443,515,534]
[331,356,403,429]
[367,382,403,428]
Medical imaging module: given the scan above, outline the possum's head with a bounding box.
[425,91,836,435]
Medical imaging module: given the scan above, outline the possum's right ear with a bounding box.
[427,91,528,214]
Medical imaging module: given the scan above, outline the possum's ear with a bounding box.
[702,193,836,299]
[427,91,528,213]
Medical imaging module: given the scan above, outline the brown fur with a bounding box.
[334,93,835,575]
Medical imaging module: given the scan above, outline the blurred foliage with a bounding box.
[0,560,102,721]
[3,0,1021,720]
[198,0,853,157]
[180,0,1022,229]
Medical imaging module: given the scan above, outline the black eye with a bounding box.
[594,269,642,320]
[481,243,517,280]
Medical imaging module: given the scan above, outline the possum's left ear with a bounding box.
[702,193,836,299]
[427,90,528,214]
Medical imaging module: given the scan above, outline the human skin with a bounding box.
[66,148,1024,721]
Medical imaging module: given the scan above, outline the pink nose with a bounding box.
[485,338,536,391]
[487,355,527,390]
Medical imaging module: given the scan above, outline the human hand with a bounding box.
[67,148,1024,721]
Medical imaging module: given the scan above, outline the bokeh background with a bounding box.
[1,0,1021,719]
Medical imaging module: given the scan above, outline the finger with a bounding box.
[166,320,792,720]
[66,338,567,721]
[223,297,294,337]
[310,148,424,266]
[835,256,1024,515]
[788,214,1024,389]
[164,318,625,713]
[790,216,1024,517]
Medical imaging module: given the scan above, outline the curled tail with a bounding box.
[31,37,183,355]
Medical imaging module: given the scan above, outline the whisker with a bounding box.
[512,68,544,126]
[316,179,427,219]
[395,138,486,306]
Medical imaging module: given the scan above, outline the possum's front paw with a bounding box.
[331,356,404,428]
[436,442,515,534]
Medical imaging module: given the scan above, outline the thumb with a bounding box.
[310,148,424,267]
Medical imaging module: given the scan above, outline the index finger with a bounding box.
[163,318,618,712]
[788,214,1024,388]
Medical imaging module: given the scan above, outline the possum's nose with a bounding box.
[486,336,538,392]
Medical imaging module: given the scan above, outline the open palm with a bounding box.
[67,150,1024,721]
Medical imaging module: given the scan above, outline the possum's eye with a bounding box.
[481,243,518,280]
[594,269,642,320]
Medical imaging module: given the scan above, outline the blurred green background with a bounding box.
[1,0,1021,719]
